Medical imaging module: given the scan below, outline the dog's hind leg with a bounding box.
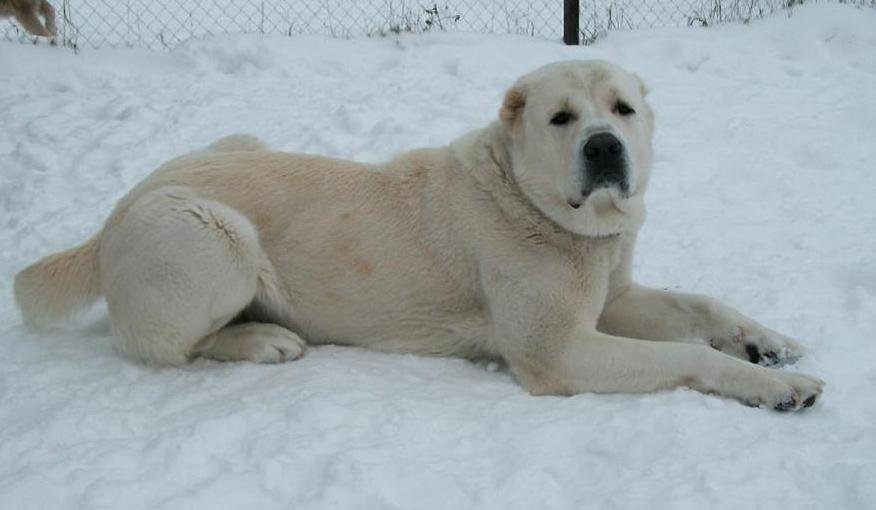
[100,186,303,366]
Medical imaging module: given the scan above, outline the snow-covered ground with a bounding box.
[2,4,876,509]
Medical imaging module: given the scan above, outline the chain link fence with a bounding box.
[2,0,874,50]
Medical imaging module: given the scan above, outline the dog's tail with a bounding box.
[14,234,102,329]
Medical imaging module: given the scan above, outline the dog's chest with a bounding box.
[565,236,624,318]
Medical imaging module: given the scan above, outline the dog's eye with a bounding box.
[614,100,636,116]
[550,111,575,126]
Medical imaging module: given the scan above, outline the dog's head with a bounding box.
[499,60,654,237]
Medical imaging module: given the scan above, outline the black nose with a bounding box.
[582,132,628,195]
[583,133,623,163]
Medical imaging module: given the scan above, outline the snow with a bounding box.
[2,4,876,508]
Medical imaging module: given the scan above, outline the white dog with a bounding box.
[15,60,823,411]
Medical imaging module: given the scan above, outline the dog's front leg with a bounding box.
[599,284,805,366]
[481,242,820,409]
[504,329,822,411]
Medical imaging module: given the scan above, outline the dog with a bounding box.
[0,0,56,38]
[14,60,823,411]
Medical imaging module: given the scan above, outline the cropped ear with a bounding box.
[499,86,526,132]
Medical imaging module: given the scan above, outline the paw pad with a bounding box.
[745,343,761,364]
[773,399,796,412]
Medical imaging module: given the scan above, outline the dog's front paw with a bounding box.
[709,324,805,367]
[748,370,824,411]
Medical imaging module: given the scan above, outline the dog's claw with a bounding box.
[774,399,796,411]
[762,350,780,365]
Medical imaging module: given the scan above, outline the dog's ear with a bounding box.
[499,86,526,132]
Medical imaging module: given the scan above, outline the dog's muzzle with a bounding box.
[581,132,630,198]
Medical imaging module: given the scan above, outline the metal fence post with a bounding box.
[563,0,579,45]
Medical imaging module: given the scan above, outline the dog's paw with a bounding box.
[196,323,307,364]
[709,324,804,367]
[745,370,824,412]
[241,327,307,364]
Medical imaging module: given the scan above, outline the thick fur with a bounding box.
[14,235,100,328]
[0,0,56,37]
[14,60,823,411]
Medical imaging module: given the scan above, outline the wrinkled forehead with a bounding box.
[523,62,640,109]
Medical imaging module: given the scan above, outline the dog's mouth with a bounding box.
[567,186,632,211]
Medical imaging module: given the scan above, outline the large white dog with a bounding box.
[15,60,823,411]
